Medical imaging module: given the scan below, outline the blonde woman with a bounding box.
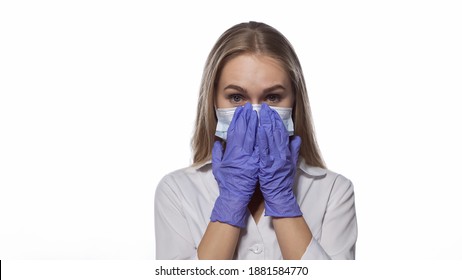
[155,21,357,260]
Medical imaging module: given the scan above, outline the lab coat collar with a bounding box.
[193,160,212,170]
[194,158,327,178]
[298,158,327,178]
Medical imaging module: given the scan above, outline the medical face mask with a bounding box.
[215,104,295,140]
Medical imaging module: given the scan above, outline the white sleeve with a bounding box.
[154,175,198,260]
[302,175,358,260]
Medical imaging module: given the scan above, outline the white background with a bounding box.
[1,0,461,260]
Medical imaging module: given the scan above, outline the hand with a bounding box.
[258,103,302,217]
[210,103,259,227]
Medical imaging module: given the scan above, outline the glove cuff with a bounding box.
[263,195,302,218]
[210,196,250,228]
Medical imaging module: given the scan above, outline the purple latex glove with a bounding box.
[210,103,259,227]
[258,103,303,218]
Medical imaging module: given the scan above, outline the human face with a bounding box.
[215,54,294,109]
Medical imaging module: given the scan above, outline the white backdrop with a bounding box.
[1,0,461,260]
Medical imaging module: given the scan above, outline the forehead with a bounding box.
[218,54,290,88]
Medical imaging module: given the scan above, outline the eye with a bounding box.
[265,94,281,103]
[228,94,245,104]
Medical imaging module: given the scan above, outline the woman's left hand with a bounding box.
[257,103,303,217]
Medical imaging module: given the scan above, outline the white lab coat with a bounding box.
[154,159,357,260]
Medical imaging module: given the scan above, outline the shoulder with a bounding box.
[316,168,355,207]
[156,165,201,189]
[325,169,353,189]
[298,159,354,191]
[155,163,214,198]
[299,164,356,213]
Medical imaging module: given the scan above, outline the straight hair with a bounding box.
[192,21,325,168]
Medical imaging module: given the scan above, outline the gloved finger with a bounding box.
[259,103,273,161]
[267,106,279,159]
[272,125,286,160]
[252,140,259,163]
[212,140,224,164]
[243,109,258,154]
[289,135,302,167]
[228,105,244,130]
[227,104,247,146]
[272,109,290,159]
[259,103,272,132]
[228,104,244,125]
[257,124,269,165]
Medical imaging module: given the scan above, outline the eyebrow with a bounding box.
[223,84,286,94]
[223,84,247,94]
[262,84,286,94]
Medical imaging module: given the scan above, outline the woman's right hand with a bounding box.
[210,102,259,228]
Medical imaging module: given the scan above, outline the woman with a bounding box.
[155,21,357,260]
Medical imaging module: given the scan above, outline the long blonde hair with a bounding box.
[192,21,325,168]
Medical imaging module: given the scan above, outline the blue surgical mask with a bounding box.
[215,104,294,140]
